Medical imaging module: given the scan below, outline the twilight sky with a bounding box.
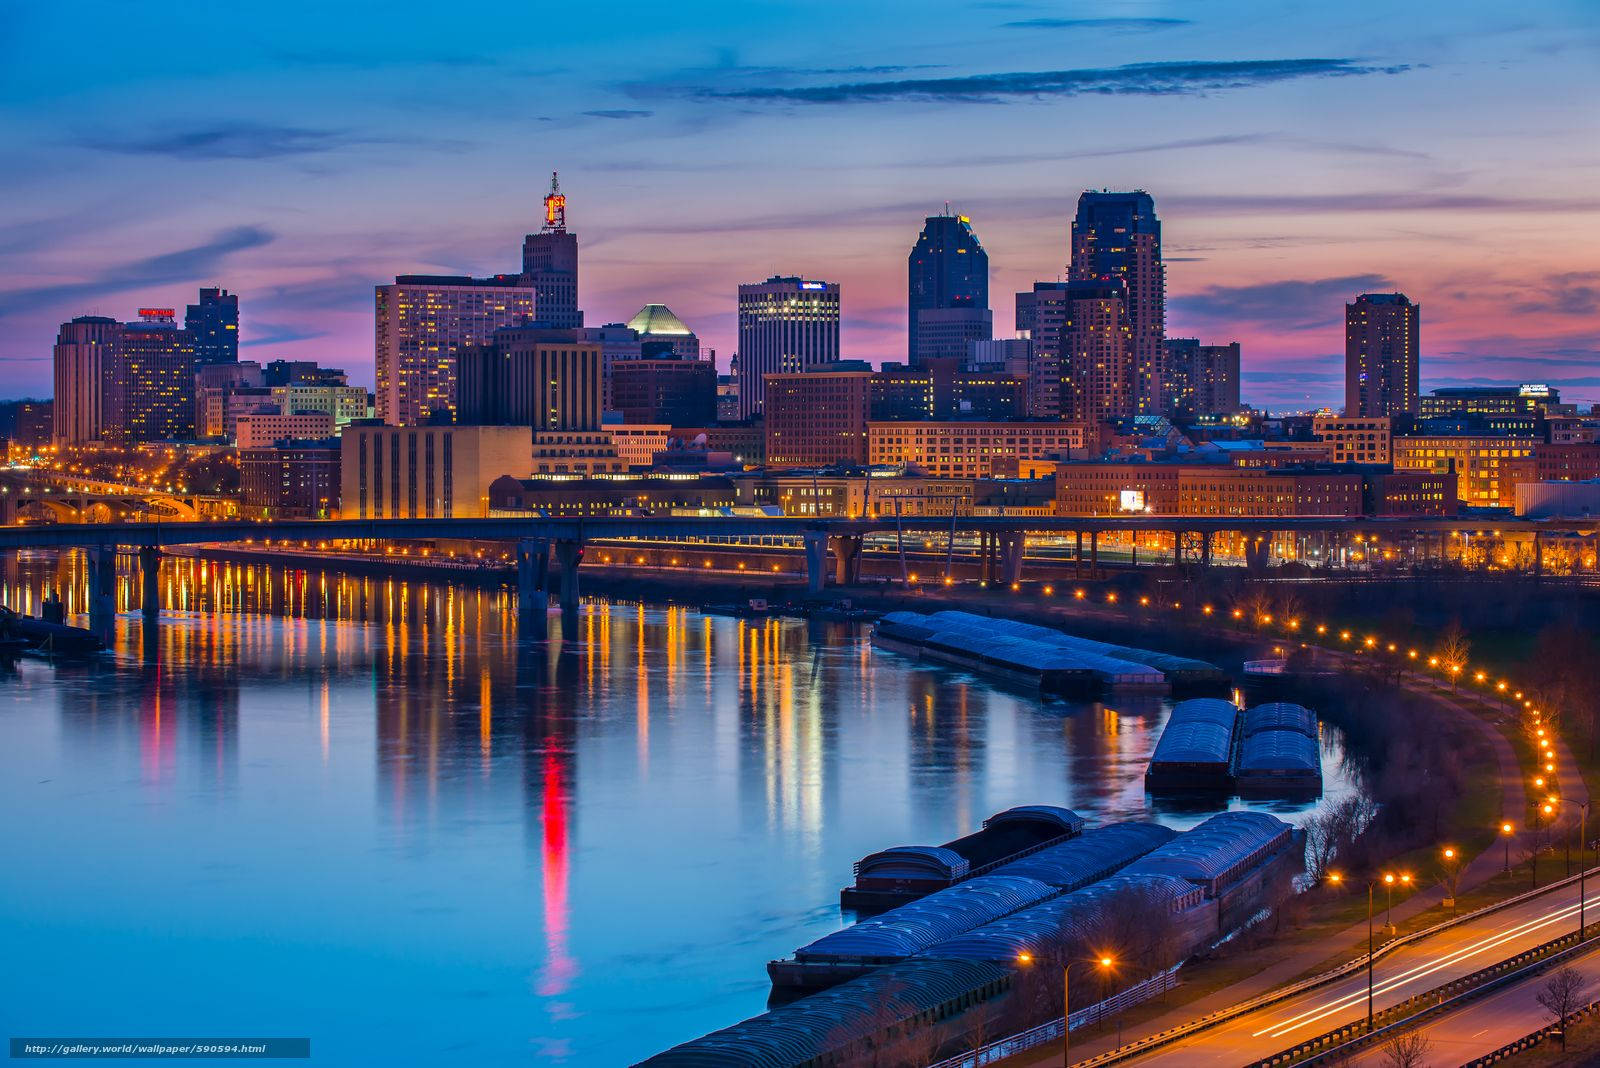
[1,0,1597,411]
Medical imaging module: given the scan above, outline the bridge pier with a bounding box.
[1245,535,1270,573]
[517,539,550,640]
[999,530,1025,585]
[86,546,117,646]
[800,530,825,591]
[1533,531,1543,580]
[1089,531,1099,579]
[1172,531,1182,568]
[554,539,584,629]
[139,546,161,629]
[1201,530,1213,568]
[1074,531,1083,578]
[831,534,862,587]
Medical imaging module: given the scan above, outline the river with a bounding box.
[0,552,1359,1064]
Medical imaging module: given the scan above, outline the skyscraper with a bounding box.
[374,274,535,426]
[114,309,197,441]
[1015,282,1070,418]
[1164,338,1242,415]
[521,172,582,329]
[456,326,602,431]
[1345,293,1420,418]
[186,287,239,367]
[52,316,120,445]
[1062,279,1133,423]
[736,277,841,420]
[1069,191,1165,414]
[908,213,990,364]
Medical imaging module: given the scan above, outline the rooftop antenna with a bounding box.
[944,200,951,216]
[543,171,567,233]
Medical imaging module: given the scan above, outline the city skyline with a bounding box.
[1,1,1596,410]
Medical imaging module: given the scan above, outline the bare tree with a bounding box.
[1536,966,1591,1049]
[1379,1031,1434,1068]
[1435,621,1471,691]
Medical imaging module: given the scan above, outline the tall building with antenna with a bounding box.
[521,172,583,329]
[1069,190,1165,416]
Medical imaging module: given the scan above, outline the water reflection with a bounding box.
[0,551,1357,1065]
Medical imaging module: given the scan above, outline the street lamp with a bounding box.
[1554,797,1593,940]
[1017,950,1113,1067]
[1330,871,1402,1031]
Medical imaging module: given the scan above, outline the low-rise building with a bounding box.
[1392,435,1537,508]
[240,439,341,518]
[1312,414,1392,464]
[608,424,673,469]
[868,421,1087,479]
[340,424,531,518]
[488,474,736,517]
[235,410,336,449]
[1055,460,1447,518]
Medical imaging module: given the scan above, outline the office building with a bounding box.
[1015,282,1071,418]
[520,172,582,329]
[1346,293,1420,418]
[1070,191,1165,413]
[607,424,674,469]
[1063,279,1134,423]
[1164,339,1241,415]
[908,212,990,364]
[340,424,531,518]
[456,326,602,431]
[868,421,1086,479]
[609,357,716,426]
[1312,415,1392,464]
[764,362,874,467]
[716,375,739,422]
[235,410,337,449]
[240,440,341,519]
[0,400,53,450]
[736,276,840,419]
[53,316,121,445]
[1052,461,1433,518]
[185,287,239,367]
[1392,433,1535,507]
[263,360,350,387]
[1419,385,1559,419]
[374,274,535,426]
[115,309,197,441]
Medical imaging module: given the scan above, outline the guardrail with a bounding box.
[1464,995,1600,1066]
[1058,862,1600,1068]
[926,969,1179,1068]
[1248,925,1597,1066]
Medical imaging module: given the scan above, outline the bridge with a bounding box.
[0,472,234,524]
[3,513,1596,644]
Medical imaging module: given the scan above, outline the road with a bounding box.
[1344,939,1600,1066]
[1117,874,1600,1066]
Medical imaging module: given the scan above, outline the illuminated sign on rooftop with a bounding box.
[799,282,826,291]
[138,308,176,319]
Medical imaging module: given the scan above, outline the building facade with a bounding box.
[867,421,1086,479]
[114,311,196,441]
[235,410,337,449]
[1063,279,1134,422]
[736,277,841,419]
[456,326,602,432]
[240,440,341,518]
[1070,191,1165,413]
[1392,434,1535,507]
[908,213,989,364]
[1312,414,1393,464]
[763,364,873,467]
[609,357,716,425]
[340,424,531,518]
[1015,282,1070,418]
[185,287,239,367]
[1164,339,1241,415]
[1345,293,1420,418]
[374,275,535,426]
[52,316,120,445]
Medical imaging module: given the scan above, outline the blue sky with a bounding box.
[1,0,1597,410]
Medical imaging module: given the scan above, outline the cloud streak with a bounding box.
[80,123,372,160]
[691,58,1411,104]
[0,226,274,318]
[1002,17,1192,31]
[1171,274,1393,332]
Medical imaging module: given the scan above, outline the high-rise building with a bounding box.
[1070,191,1165,414]
[114,309,197,441]
[456,326,602,431]
[240,440,341,519]
[736,276,840,420]
[53,315,120,445]
[1062,279,1133,423]
[1345,293,1419,418]
[908,213,990,364]
[186,287,239,367]
[521,172,582,329]
[1015,282,1070,418]
[1164,338,1242,416]
[374,274,535,426]
[625,304,700,359]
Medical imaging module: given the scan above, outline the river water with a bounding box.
[0,552,1359,1065]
